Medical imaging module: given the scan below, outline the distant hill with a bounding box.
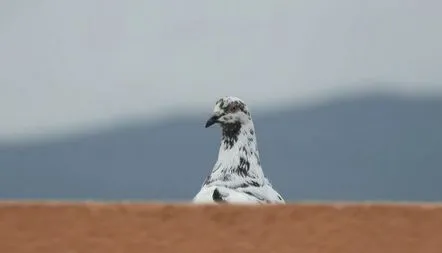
[1,93,442,202]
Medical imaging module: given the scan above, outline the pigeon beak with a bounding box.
[205,115,219,128]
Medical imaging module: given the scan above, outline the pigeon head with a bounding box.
[205,96,251,128]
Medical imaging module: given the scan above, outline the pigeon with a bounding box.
[193,96,285,204]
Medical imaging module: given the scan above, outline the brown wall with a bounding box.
[1,202,441,253]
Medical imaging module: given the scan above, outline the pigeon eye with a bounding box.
[229,105,238,112]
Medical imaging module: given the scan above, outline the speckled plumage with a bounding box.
[193,96,285,204]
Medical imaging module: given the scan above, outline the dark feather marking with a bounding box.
[237,157,250,177]
[240,146,249,156]
[237,181,261,188]
[212,188,227,203]
[254,153,261,165]
[222,174,231,181]
[243,191,267,202]
[250,181,260,187]
[203,174,211,185]
[216,98,225,109]
[222,122,241,149]
[247,137,254,144]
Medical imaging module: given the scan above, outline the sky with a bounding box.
[0,0,441,142]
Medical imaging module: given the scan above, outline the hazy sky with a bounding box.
[1,0,441,141]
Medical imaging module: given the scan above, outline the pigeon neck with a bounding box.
[204,121,266,187]
[220,121,257,152]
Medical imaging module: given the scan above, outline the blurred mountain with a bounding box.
[1,93,441,202]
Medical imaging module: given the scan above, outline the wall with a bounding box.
[0,202,441,253]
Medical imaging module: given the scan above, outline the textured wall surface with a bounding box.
[0,202,441,253]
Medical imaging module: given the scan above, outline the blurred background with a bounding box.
[0,0,441,202]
